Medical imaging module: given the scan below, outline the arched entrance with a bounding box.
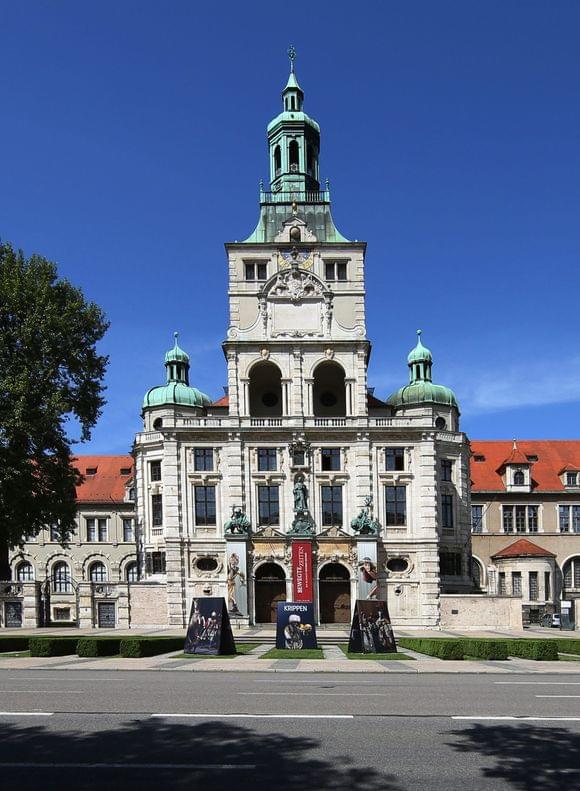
[319,563,351,623]
[254,563,286,623]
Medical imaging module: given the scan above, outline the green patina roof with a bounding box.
[386,381,458,410]
[244,202,349,244]
[284,70,303,92]
[164,332,189,363]
[267,110,320,134]
[407,330,432,364]
[143,382,211,410]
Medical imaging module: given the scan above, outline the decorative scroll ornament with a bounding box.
[269,267,326,302]
[224,507,251,536]
[351,495,380,536]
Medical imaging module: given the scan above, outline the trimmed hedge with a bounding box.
[76,638,122,657]
[120,637,185,658]
[503,639,559,661]
[397,638,464,660]
[552,639,580,656]
[29,637,79,657]
[0,636,30,653]
[460,639,509,660]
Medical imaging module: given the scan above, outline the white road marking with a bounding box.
[0,711,53,717]
[536,695,580,698]
[0,691,84,694]
[2,677,125,682]
[151,713,354,720]
[0,762,255,770]
[452,716,580,721]
[254,680,397,685]
[238,692,387,696]
[494,682,580,685]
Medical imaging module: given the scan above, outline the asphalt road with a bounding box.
[1,669,579,790]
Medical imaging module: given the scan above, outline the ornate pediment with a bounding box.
[258,266,333,338]
[265,267,328,303]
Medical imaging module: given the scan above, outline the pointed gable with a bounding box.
[492,538,556,560]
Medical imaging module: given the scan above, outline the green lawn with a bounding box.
[0,650,30,658]
[260,648,324,660]
[558,653,580,662]
[170,643,255,659]
[338,645,413,660]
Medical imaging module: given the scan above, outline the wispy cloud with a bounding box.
[458,355,580,415]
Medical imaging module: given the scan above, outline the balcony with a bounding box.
[260,189,330,205]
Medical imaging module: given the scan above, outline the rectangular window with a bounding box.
[257,447,277,472]
[50,524,60,542]
[441,459,453,482]
[258,485,279,526]
[440,552,462,577]
[385,447,405,472]
[512,571,522,596]
[293,449,306,466]
[145,551,166,574]
[321,485,343,526]
[194,448,214,471]
[97,518,107,542]
[529,571,538,601]
[194,485,217,526]
[545,571,551,601]
[559,505,570,533]
[575,562,580,588]
[527,506,539,533]
[150,460,162,482]
[122,518,134,542]
[442,494,454,530]
[245,262,268,281]
[86,519,96,542]
[498,572,506,595]
[567,472,578,486]
[471,505,483,533]
[385,485,406,526]
[151,494,163,527]
[515,505,526,533]
[503,507,514,533]
[573,505,580,534]
[324,261,347,281]
[321,447,341,471]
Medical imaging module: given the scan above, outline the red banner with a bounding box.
[292,541,313,602]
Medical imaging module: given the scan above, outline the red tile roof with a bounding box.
[72,455,133,503]
[210,395,229,407]
[471,440,580,492]
[491,538,556,560]
[500,445,530,466]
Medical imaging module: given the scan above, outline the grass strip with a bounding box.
[260,648,324,660]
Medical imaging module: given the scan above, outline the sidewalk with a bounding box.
[2,643,580,674]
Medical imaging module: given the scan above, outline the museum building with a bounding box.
[5,57,476,629]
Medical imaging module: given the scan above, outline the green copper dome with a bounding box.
[386,331,459,411]
[143,382,211,409]
[142,332,211,411]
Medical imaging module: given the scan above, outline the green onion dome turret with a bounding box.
[386,330,458,411]
[143,332,211,410]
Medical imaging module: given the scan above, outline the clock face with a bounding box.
[279,247,313,271]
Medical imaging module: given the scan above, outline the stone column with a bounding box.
[78,582,94,628]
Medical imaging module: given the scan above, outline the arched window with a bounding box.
[274,145,281,176]
[16,561,34,582]
[289,140,299,172]
[312,361,347,417]
[471,557,483,589]
[126,562,138,582]
[307,144,314,176]
[563,557,580,590]
[53,562,72,593]
[249,361,283,417]
[89,561,107,583]
[513,470,525,486]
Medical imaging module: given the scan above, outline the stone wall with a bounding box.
[440,594,522,629]
[128,583,168,627]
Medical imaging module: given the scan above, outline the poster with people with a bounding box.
[276,602,318,650]
[226,542,248,617]
[357,541,378,599]
[184,597,236,655]
[348,600,397,654]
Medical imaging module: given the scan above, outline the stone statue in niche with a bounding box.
[289,475,315,536]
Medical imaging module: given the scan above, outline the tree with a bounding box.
[0,242,108,576]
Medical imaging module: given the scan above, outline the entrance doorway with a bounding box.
[319,563,351,623]
[254,563,286,623]
[97,602,116,628]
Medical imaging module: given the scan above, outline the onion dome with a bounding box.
[143,332,211,410]
[386,330,459,410]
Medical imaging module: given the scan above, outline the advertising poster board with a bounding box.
[184,597,236,655]
[292,541,313,601]
[348,599,397,654]
[226,542,248,617]
[357,541,378,600]
[276,601,318,649]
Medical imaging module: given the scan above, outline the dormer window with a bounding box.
[567,472,579,487]
[86,467,97,476]
[474,455,485,462]
[120,467,131,476]
[513,470,525,486]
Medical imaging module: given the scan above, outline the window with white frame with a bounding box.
[52,562,72,593]
[441,459,453,482]
[563,557,580,589]
[502,505,539,533]
[257,447,277,471]
[245,261,268,281]
[385,485,406,526]
[566,471,579,487]
[126,562,138,582]
[150,460,162,482]
[86,518,108,542]
[324,261,347,281]
[194,448,214,471]
[559,505,580,533]
[194,485,216,525]
[16,561,34,582]
[471,505,483,533]
[385,447,405,472]
[321,485,343,526]
[441,494,454,530]
[122,518,134,542]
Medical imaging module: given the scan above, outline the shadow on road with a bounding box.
[0,718,405,791]
[447,723,580,790]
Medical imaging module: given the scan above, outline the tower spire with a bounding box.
[288,44,296,73]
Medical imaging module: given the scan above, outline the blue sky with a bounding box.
[1,1,579,453]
